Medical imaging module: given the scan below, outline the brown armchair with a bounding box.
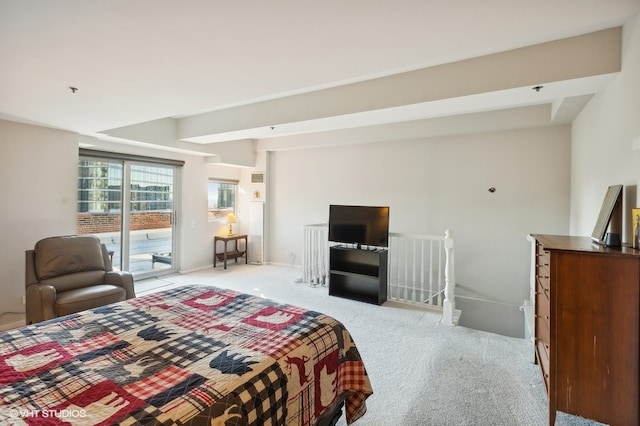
[25,235,135,324]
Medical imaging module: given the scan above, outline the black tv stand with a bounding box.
[328,245,388,305]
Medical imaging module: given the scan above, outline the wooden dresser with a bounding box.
[531,235,640,426]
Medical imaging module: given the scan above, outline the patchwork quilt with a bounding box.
[0,286,372,425]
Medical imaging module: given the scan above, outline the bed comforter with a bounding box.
[0,285,372,425]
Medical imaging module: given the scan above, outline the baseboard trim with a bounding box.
[0,318,26,331]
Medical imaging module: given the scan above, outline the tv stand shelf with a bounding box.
[329,246,387,305]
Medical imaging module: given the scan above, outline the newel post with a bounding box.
[442,229,457,325]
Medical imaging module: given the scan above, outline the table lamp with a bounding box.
[226,212,237,236]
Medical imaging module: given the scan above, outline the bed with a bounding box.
[0,285,372,425]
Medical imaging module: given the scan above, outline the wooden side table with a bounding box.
[214,234,248,269]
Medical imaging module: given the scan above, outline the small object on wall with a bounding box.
[253,190,260,199]
[488,187,496,193]
[251,172,265,183]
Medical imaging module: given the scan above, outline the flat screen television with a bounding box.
[328,205,390,248]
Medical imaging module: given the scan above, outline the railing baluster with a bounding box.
[427,240,433,306]
[384,230,458,325]
[420,239,425,305]
[303,224,328,285]
[438,240,443,306]
[302,225,459,325]
[442,229,457,325]
[393,235,399,299]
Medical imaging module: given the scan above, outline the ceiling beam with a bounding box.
[178,27,621,144]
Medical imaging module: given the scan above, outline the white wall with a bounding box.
[571,14,640,239]
[0,121,79,326]
[266,126,571,337]
[0,121,226,329]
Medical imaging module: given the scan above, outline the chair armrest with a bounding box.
[25,249,39,286]
[104,271,136,299]
[25,284,56,324]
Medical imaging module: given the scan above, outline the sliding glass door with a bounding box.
[126,163,175,274]
[78,155,178,278]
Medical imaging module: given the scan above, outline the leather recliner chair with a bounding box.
[25,235,135,324]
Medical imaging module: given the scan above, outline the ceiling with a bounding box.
[1,0,639,158]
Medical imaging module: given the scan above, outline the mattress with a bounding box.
[0,285,372,425]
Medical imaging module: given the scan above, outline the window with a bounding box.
[77,160,123,213]
[208,179,237,221]
[78,149,182,276]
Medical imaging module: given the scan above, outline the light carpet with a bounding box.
[137,264,604,426]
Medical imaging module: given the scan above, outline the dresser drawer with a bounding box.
[536,340,551,391]
[536,279,550,312]
[536,245,550,263]
[535,301,550,346]
[537,275,550,295]
[536,247,550,283]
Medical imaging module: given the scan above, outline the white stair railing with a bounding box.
[388,230,459,325]
[301,225,459,325]
[302,223,329,285]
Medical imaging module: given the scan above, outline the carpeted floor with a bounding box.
[137,264,605,426]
